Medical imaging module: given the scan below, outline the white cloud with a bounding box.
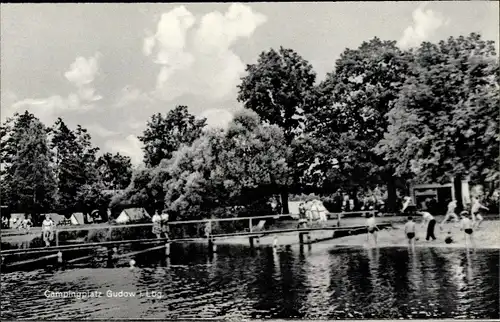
[398,4,450,49]
[107,135,144,165]
[64,53,103,102]
[2,53,104,124]
[64,53,100,87]
[8,96,68,125]
[144,4,266,101]
[200,108,234,129]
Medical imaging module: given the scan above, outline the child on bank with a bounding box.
[152,211,162,239]
[404,216,416,248]
[471,196,489,229]
[365,213,379,246]
[460,211,475,248]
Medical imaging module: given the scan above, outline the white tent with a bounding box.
[70,213,85,225]
[116,208,150,224]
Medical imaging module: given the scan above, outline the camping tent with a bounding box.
[116,208,150,224]
[69,213,85,225]
[288,201,301,216]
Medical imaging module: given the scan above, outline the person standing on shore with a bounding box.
[152,211,162,239]
[297,202,308,228]
[471,196,488,229]
[316,199,328,226]
[161,210,170,240]
[459,211,475,248]
[440,199,459,230]
[365,213,379,246]
[401,196,412,213]
[42,214,55,247]
[418,210,436,241]
[404,216,416,249]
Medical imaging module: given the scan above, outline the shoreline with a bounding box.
[2,218,499,251]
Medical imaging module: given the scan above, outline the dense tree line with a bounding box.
[1,113,132,224]
[2,33,498,222]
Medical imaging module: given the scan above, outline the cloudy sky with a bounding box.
[1,2,498,165]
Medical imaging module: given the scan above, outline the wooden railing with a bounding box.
[4,210,378,246]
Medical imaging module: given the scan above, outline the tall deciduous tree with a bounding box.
[50,119,100,222]
[376,33,499,210]
[237,47,317,213]
[162,110,290,220]
[138,106,206,167]
[96,152,132,190]
[311,38,411,211]
[9,118,57,224]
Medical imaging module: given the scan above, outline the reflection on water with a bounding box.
[1,244,498,320]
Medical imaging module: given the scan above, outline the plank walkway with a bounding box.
[0,223,393,257]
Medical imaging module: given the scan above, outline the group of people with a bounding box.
[365,196,490,248]
[297,199,329,228]
[402,196,489,248]
[151,210,170,239]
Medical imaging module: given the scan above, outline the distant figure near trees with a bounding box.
[161,210,170,240]
[297,202,308,228]
[152,211,162,239]
[42,214,55,247]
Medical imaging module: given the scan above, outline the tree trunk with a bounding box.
[386,175,397,213]
[453,175,464,213]
[280,188,289,214]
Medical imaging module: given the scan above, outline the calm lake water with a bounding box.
[1,243,499,320]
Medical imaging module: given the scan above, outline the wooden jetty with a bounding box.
[1,211,388,269]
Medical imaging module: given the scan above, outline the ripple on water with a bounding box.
[1,247,499,320]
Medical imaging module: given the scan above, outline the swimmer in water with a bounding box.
[404,216,416,248]
[365,213,379,246]
[460,211,475,248]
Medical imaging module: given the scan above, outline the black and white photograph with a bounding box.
[1,2,499,321]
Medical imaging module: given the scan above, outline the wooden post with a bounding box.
[55,230,59,247]
[249,218,253,233]
[249,236,255,248]
[299,232,305,245]
[337,212,342,227]
[165,242,171,257]
[208,237,217,253]
[273,236,278,248]
[212,239,217,253]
